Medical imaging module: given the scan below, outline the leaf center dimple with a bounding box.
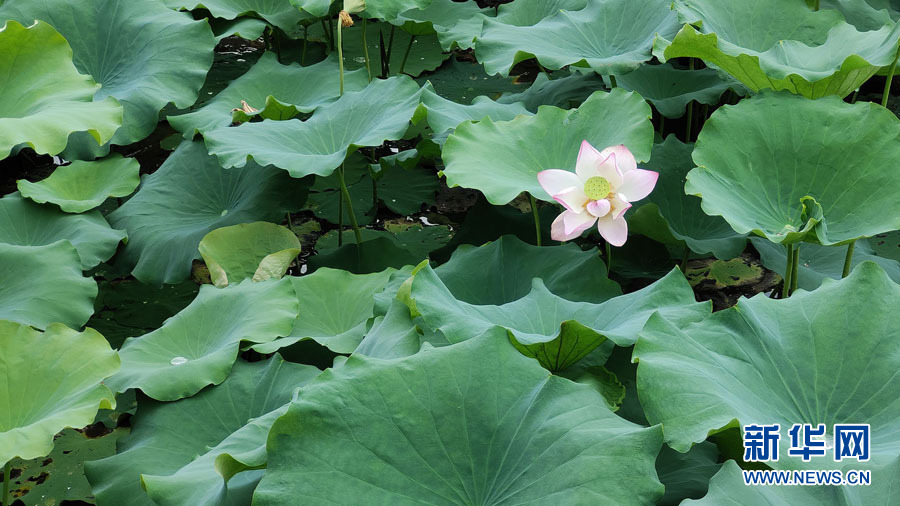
[584,176,611,201]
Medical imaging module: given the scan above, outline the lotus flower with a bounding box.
[538,141,658,246]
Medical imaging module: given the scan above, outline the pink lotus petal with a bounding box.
[599,144,637,173]
[610,194,632,220]
[575,140,604,182]
[538,169,581,197]
[552,186,589,213]
[597,214,629,247]
[586,199,611,218]
[617,169,658,202]
[550,210,596,241]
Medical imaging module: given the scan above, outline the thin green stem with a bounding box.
[286,212,295,233]
[791,245,800,294]
[321,19,332,51]
[608,75,617,88]
[850,89,859,104]
[842,241,856,278]
[338,182,344,247]
[3,461,10,506]
[362,18,372,81]
[658,115,665,137]
[385,25,396,75]
[783,243,794,297]
[882,42,900,107]
[605,242,612,269]
[301,25,308,66]
[399,35,415,75]
[680,246,691,273]
[814,0,820,10]
[337,20,344,95]
[685,59,695,141]
[337,164,363,244]
[529,194,542,246]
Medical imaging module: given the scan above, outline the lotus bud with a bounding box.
[339,10,354,27]
[343,0,366,14]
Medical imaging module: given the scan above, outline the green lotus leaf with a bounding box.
[17,154,140,213]
[476,0,679,77]
[354,298,422,359]
[254,330,666,505]
[654,0,900,98]
[168,53,368,138]
[204,76,422,178]
[308,236,422,273]
[497,71,606,112]
[606,63,746,119]
[0,194,125,269]
[629,136,747,259]
[414,84,530,141]
[198,222,301,288]
[252,267,395,354]
[413,58,522,104]
[85,356,320,506]
[0,20,122,159]
[687,92,900,246]
[656,442,721,505]
[873,230,900,262]
[107,140,307,285]
[393,0,489,50]
[163,0,312,35]
[442,88,653,205]
[433,235,620,305]
[106,278,298,401]
[410,265,708,371]
[493,0,588,27]
[634,262,900,468]
[684,459,900,505]
[0,321,119,465]
[0,242,97,329]
[820,0,900,31]
[286,0,332,17]
[316,224,450,259]
[209,17,269,41]
[332,21,452,78]
[751,237,900,291]
[0,0,215,147]
[362,0,431,22]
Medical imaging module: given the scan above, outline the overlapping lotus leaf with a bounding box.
[494,0,588,27]
[629,137,747,259]
[497,71,606,111]
[163,0,312,35]
[635,262,900,470]
[0,242,97,330]
[654,0,900,98]
[442,88,653,205]
[607,63,746,119]
[0,0,214,147]
[168,53,368,138]
[107,140,307,285]
[85,356,320,506]
[204,76,422,178]
[362,0,432,22]
[333,21,452,78]
[413,84,530,141]
[432,235,620,305]
[198,222,301,288]
[409,266,708,371]
[0,20,122,159]
[0,194,125,269]
[687,92,900,246]
[656,442,721,505]
[476,0,679,77]
[252,267,396,354]
[354,298,422,359]
[17,154,140,213]
[393,0,489,50]
[106,278,298,401]
[0,321,119,465]
[287,0,332,17]
[254,331,666,505]
[820,0,900,31]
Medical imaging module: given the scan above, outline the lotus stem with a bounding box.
[842,241,856,278]
[399,35,415,75]
[791,245,800,294]
[3,461,10,506]
[680,246,691,273]
[882,42,900,107]
[337,164,363,244]
[606,242,612,269]
[338,184,344,246]
[783,243,794,297]
[321,19,333,51]
[362,18,372,81]
[301,25,308,66]
[814,0,820,10]
[658,115,664,136]
[385,25,396,75]
[685,100,694,141]
[529,194,542,246]
[608,75,617,88]
[337,20,344,95]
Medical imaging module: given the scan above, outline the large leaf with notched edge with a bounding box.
[653,0,900,98]
[85,356,320,506]
[0,242,97,330]
[162,0,312,35]
[442,89,653,205]
[204,76,421,178]
[17,154,140,213]
[476,0,679,77]
[254,331,666,505]
[106,278,298,401]
[413,84,530,141]
[635,262,900,472]
[198,222,301,288]
[392,0,489,50]
[0,321,119,466]
[409,266,708,371]
[0,0,214,147]
[107,140,307,285]
[0,21,121,159]
[0,194,125,269]
[168,53,368,139]
[687,92,900,246]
